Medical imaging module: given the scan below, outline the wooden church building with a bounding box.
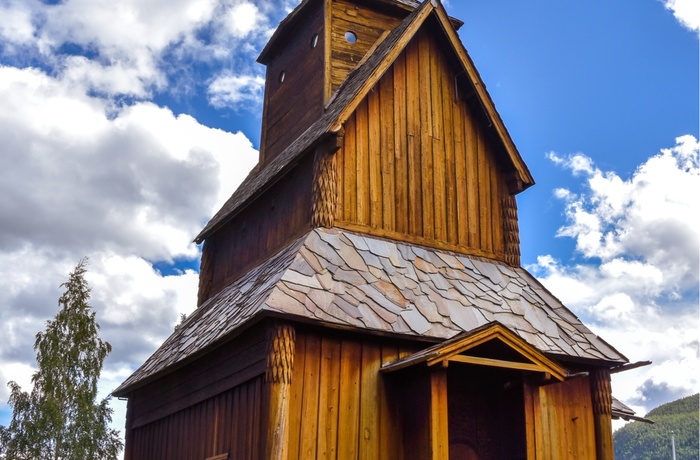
[114,0,644,458]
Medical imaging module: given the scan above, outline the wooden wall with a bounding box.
[335,28,509,261]
[198,156,313,305]
[329,0,402,93]
[124,328,268,460]
[260,0,325,164]
[286,328,420,459]
[524,376,597,459]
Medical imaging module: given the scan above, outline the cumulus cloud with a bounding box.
[531,136,700,418]
[663,0,700,32]
[0,65,258,433]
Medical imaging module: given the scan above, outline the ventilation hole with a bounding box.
[344,31,357,44]
[311,33,319,48]
[279,71,286,83]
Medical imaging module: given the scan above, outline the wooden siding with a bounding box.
[260,0,325,165]
[329,0,402,94]
[198,156,313,305]
[287,328,419,459]
[124,328,268,460]
[128,376,264,460]
[335,28,508,261]
[525,376,597,460]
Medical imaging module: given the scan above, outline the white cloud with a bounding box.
[225,2,262,38]
[0,66,258,436]
[663,0,700,32]
[0,0,35,45]
[531,136,700,417]
[207,73,265,108]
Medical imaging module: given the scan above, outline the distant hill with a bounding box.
[614,394,699,460]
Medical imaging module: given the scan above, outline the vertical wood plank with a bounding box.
[430,36,447,243]
[298,335,321,459]
[287,332,306,459]
[418,31,434,240]
[368,84,383,228]
[478,134,493,253]
[343,114,357,223]
[337,340,362,458]
[454,91,468,247]
[405,39,423,236]
[356,99,370,226]
[359,343,381,459]
[380,71,396,232]
[465,110,479,248]
[441,52,458,246]
[317,337,341,459]
[393,53,409,235]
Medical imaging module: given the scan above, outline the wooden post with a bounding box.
[264,322,296,460]
[429,367,449,460]
[590,368,614,460]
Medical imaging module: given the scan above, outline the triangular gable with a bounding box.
[326,0,534,193]
[381,322,569,381]
[195,0,532,243]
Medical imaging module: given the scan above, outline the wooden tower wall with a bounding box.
[198,157,314,305]
[328,0,403,96]
[260,0,325,165]
[335,28,509,261]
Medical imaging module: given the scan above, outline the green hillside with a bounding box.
[614,394,699,460]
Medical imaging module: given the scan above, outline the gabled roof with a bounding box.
[116,227,626,396]
[196,0,532,243]
[380,322,569,381]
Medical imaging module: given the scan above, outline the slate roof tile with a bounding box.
[114,228,627,396]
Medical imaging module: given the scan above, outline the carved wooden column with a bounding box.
[312,132,342,228]
[502,193,521,267]
[264,322,296,460]
[590,368,614,460]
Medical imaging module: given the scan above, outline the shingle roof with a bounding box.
[115,228,627,396]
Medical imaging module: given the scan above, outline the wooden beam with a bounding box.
[447,354,545,373]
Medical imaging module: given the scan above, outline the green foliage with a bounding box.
[0,259,122,460]
[614,394,699,460]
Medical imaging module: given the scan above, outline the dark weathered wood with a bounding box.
[200,156,313,305]
[591,368,614,460]
[261,0,325,165]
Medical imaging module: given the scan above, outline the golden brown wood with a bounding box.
[380,71,396,232]
[447,354,551,373]
[359,343,381,458]
[406,38,423,236]
[430,35,447,243]
[393,52,408,235]
[418,30,435,240]
[356,98,370,226]
[368,82,383,228]
[337,339,361,458]
[317,337,341,459]
[264,323,296,460]
[429,368,449,460]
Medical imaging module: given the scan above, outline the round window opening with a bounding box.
[344,31,357,44]
[279,71,286,83]
[311,33,319,48]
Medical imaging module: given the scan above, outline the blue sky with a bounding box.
[0,0,697,445]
